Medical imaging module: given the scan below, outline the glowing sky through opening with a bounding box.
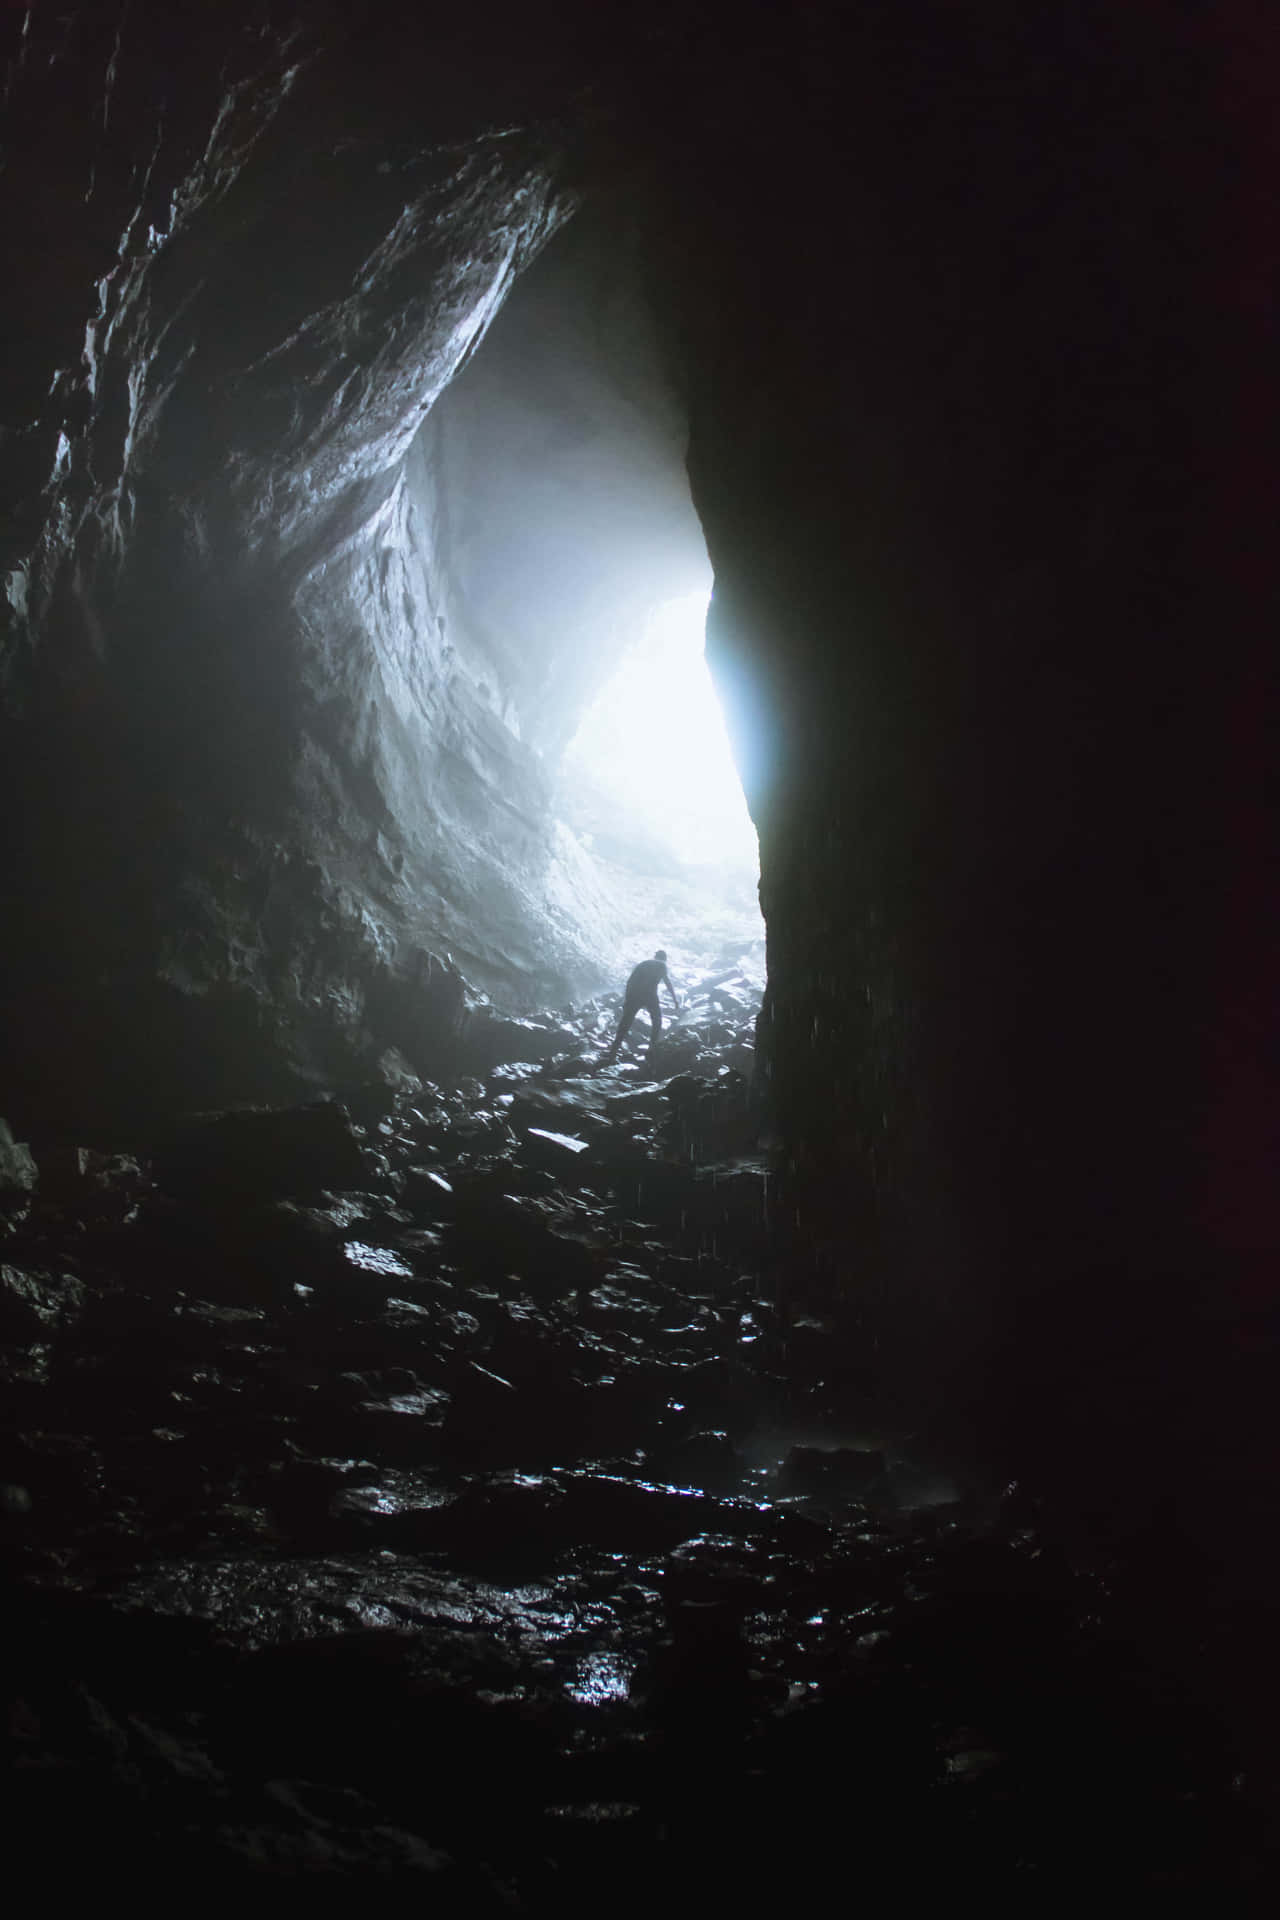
[563,590,758,870]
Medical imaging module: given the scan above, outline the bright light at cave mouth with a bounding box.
[564,590,758,870]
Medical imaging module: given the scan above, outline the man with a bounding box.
[605,950,680,1061]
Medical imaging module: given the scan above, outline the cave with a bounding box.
[0,1,1274,1899]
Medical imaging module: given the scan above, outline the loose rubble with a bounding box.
[0,948,1257,1898]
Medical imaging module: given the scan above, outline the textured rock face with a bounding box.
[415,209,709,761]
[0,6,702,1128]
[649,7,1272,1351]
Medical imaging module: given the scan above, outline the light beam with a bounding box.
[563,590,758,870]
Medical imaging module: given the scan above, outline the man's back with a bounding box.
[626,957,667,999]
[605,950,677,1061]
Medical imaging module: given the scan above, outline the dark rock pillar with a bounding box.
[654,5,1272,1377]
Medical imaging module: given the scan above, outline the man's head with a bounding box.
[654,950,667,964]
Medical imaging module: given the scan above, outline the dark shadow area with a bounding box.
[1,982,1261,1898]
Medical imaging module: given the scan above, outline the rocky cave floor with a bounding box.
[0,956,1263,1901]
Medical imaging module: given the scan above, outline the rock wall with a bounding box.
[415,207,709,760]
[644,5,1274,1385]
[0,5,701,1131]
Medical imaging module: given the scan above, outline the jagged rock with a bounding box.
[0,1262,85,1338]
[646,1428,742,1494]
[520,1127,592,1174]
[335,1050,424,1126]
[508,1084,611,1128]
[442,1191,596,1297]
[0,1120,37,1197]
[447,1111,513,1154]
[467,1012,581,1070]
[255,1199,354,1253]
[401,1164,458,1218]
[36,1146,144,1196]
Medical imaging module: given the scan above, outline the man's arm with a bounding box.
[663,970,680,1012]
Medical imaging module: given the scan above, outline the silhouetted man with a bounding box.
[605,950,680,1061]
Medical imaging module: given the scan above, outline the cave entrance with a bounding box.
[556,586,763,976]
[418,204,765,1000]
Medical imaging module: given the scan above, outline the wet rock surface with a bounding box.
[0,964,1263,1897]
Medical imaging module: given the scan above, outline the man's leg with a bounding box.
[643,995,663,1055]
[606,996,640,1060]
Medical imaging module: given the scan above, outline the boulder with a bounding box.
[647,1428,743,1495]
[0,1119,37,1197]
[466,1011,580,1071]
[520,1127,592,1175]
[401,1165,457,1219]
[0,1263,85,1339]
[334,1049,424,1126]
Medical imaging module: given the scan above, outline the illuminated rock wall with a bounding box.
[0,7,698,1128]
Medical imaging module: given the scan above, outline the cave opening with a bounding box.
[0,1,1268,1895]
[556,583,763,974]
[373,194,765,1010]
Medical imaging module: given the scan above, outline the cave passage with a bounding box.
[557,586,764,969]
[564,588,756,870]
[0,0,1269,1900]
